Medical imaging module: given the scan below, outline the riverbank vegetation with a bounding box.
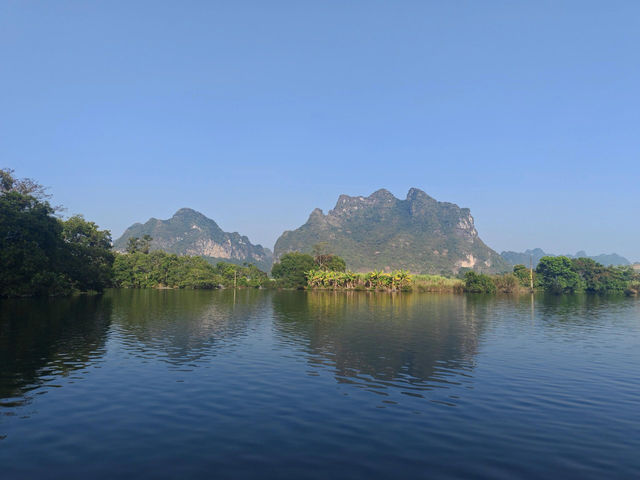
[3,169,639,298]
[306,269,412,291]
[112,249,270,289]
[292,248,640,295]
[1,169,114,297]
[461,257,640,295]
[411,275,464,293]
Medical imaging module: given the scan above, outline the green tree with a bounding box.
[271,252,316,288]
[512,264,535,287]
[0,168,114,296]
[317,254,346,272]
[61,215,114,292]
[311,243,346,272]
[493,273,519,293]
[126,236,141,254]
[536,256,584,294]
[0,189,69,296]
[463,271,497,294]
[111,253,270,290]
[140,234,153,254]
[571,257,630,293]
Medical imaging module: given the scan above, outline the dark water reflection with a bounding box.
[0,290,638,479]
[0,295,111,408]
[110,289,270,365]
[272,292,484,402]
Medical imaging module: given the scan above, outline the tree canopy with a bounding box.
[112,250,270,289]
[463,271,497,294]
[536,256,585,294]
[0,169,114,296]
[271,252,316,288]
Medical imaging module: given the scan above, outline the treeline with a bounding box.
[272,248,640,296]
[463,256,640,295]
[269,249,413,291]
[112,249,270,289]
[1,169,114,297]
[4,169,639,298]
[0,169,271,297]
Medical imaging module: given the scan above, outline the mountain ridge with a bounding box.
[274,188,508,274]
[113,208,273,272]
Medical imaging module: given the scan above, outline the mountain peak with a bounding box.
[406,187,435,203]
[274,189,507,274]
[406,188,438,210]
[307,208,326,224]
[369,188,395,201]
[113,209,273,271]
[174,207,196,214]
[173,207,205,219]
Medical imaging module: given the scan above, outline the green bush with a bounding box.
[493,273,520,293]
[271,252,316,288]
[464,271,497,294]
[112,251,269,289]
[536,256,584,294]
[0,169,114,297]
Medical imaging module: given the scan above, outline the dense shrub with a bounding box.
[306,269,412,291]
[271,252,316,288]
[0,169,113,297]
[112,251,269,289]
[536,256,584,294]
[463,271,497,294]
[493,273,520,293]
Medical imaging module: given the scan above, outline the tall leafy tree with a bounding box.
[0,168,114,297]
[271,252,316,288]
[536,256,584,294]
[463,271,497,293]
[61,215,114,292]
[0,189,68,296]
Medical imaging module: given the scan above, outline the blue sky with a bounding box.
[2,1,639,261]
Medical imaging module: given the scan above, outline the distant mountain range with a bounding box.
[114,196,631,275]
[273,188,508,274]
[113,208,273,272]
[500,248,630,267]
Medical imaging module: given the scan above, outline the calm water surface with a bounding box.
[1,290,639,479]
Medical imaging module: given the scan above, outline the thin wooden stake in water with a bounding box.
[530,254,534,292]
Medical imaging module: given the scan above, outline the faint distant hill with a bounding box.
[274,188,508,274]
[113,208,273,272]
[500,249,630,267]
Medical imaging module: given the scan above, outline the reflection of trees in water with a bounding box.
[272,291,488,394]
[529,293,640,336]
[109,289,269,365]
[535,293,632,318]
[0,295,112,405]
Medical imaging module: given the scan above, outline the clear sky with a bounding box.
[2,1,639,261]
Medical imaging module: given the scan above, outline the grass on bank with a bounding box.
[412,274,464,293]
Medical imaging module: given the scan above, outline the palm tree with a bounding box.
[306,269,322,288]
[344,271,356,289]
[379,273,393,290]
[392,270,411,290]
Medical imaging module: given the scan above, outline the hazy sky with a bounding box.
[2,1,639,261]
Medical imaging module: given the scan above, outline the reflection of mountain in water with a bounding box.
[0,295,112,405]
[110,289,270,365]
[272,292,489,397]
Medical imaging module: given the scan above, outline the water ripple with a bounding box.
[0,290,638,479]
